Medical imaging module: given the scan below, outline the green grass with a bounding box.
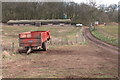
[97,24,118,37]
[3,25,81,39]
[91,24,118,46]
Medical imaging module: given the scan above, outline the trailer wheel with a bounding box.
[42,41,48,51]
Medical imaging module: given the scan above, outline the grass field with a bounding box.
[2,24,83,52]
[91,23,118,46]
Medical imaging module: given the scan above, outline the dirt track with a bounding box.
[83,27,118,54]
[3,44,118,78]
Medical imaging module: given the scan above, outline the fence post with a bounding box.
[50,39,52,45]
[76,36,78,43]
[11,42,14,52]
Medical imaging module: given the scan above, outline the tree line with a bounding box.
[2,2,118,25]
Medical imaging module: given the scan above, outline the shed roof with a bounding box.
[7,19,71,24]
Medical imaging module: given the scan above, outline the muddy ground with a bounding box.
[2,43,118,78]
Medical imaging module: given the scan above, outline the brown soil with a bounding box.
[2,43,118,78]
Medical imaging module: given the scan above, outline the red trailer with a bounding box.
[19,31,50,54]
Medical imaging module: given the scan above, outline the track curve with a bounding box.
[83,27,119,54]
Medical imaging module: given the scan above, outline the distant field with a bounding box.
[2,24,83,52]
[91,23,118,46]
[2,25,80,38]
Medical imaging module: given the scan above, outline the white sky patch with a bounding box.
[73,0,119,5]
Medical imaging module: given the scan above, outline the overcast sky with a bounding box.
[73,0,119,5]
[2,0,119,5]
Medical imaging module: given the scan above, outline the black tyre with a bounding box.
[42,41,47,51]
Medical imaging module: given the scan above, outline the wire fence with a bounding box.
[49,28,85,46]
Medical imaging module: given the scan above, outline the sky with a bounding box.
[73,0,119,5]
[2,0,119,5]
